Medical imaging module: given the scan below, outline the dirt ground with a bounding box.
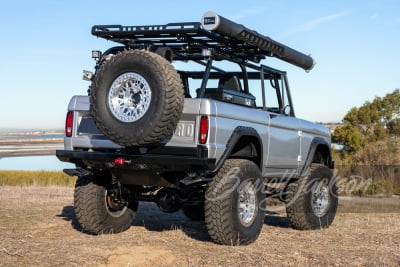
[0,186,399,267]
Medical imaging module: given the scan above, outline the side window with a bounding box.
[248,79,263,108]
[264,78,280,113]
[186,77,201,98]
[186,77,220,98]
[247,74,280,111]
[247,71,290,114]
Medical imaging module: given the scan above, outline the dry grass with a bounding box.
[0,186,399,266]
[0,170,75,187]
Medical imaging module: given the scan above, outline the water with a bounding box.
[0,144,62,153]
[0,155,74,171]
[0,134,64,141]
[0,132,71,171]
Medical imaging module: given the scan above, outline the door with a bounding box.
[266,113,300,177]
[259,69,300,177]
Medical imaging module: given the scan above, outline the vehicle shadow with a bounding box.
[57,203,291,242]
[57,203,211,241]
[57,205,84,232]
[264,214,291,228]
[133,202,211,242]
[264,208,291,228]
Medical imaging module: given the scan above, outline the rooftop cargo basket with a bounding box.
[92,11,314,71]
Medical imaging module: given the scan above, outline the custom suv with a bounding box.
[57,11,337,245]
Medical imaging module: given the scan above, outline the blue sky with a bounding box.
[1,0,399,129]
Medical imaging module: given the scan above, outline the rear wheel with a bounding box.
[205,159,265,245]
[74,175,137,234]
[90,50,184,147]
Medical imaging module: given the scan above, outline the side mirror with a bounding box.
[283,105,291,116]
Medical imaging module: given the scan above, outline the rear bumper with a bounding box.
[56,145,216,172]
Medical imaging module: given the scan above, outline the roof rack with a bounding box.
[92,11,314,71]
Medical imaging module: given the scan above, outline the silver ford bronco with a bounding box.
[57,11,337,245]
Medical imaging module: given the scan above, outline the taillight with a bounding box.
[65,111,73,137]
[199,116,209,144]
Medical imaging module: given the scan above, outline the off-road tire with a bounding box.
[205,159,265,245]
[285,164,338,230]
[74,175,137,234]
[90,50,184,147]
[182,204,205,221]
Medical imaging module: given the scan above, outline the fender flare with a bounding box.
[299,137,333,177]
[213,126,263,172]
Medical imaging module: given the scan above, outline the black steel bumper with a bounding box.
[56,146,216,172]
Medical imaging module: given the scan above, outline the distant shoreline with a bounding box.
[0,131,63,138]
[0,138,63,145]
[0,136,64,157]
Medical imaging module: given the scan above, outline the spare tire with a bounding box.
[90,50,184,147]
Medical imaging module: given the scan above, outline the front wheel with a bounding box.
[285,164,338,230]
[74,175,137,234]
[204,159,265,245]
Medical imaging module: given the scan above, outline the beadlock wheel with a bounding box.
[108,72,152,123]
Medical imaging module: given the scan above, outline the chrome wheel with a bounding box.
[238,182,257,226]
[311,181,330,217]
[108,72,151,122]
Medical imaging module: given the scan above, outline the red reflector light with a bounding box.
[199,116,209,144]
[114,158,125,165]
[65,111,73,137]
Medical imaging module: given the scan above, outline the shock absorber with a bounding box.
[108,174,127,207]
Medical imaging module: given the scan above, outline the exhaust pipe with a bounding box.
[201,11,315,71]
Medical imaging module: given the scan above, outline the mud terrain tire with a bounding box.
[74,175,138,234]
[285,164,338,230]
[205,159,265,245]
[90,50,184,147]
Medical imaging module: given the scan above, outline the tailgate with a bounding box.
[64,96,201,151]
